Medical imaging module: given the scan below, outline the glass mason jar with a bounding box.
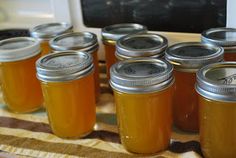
[110,58,174,154]
[196,62,236,158]
[201,27,236,61]
[116,33,168,60]
[101,23,147,79]
[36,51,96,138]
[49,32,100,102]
[0,37,43,113]
[165,42,224,132]
[30,22,73,56]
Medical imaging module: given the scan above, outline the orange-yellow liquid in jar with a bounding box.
[199,96,236,158]
[40,40,51,56]
[0,54,43,113]
[224,52,236,61]
[104,43,117,79]
[41,73,96,138]
[173,70,199,132]
[114,85,173,154]
[92,50,100,101]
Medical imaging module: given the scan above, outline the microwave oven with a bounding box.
[0,0,236,60]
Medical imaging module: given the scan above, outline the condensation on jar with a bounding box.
[101,23,147,79]
[0,37,43,113]
[36,51,96,138]
[49,32,100,102]
[165,42,224,132]
[30,22,73,56]
[110,58,174,154]
[201,27,236,61]
[196,62,236,158]
[115,33,168,60]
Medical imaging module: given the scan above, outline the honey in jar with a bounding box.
[36,51,96,138]
[110,58,174,154]
[116,33,168,60]
[196,62,236,158]
[49,32,100,101]
[101,23,147,79]
[165,42,224,132]
[202,27,236,61]
[30,22,73,56]
[0,37,43,113]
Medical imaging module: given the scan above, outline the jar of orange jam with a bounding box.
[165,42,224,132]
[0,37,43,113]
[36,51,96,138]
[101,23,147,79]
[196,62,236,158]
[49,32,100,101]
[116,33,168,60]
[201,27,236,61]
[30,22,73,56]
[110,58,174,154]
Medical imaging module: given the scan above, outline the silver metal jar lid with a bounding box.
[196,62,236,102]
[36,51,93,82]
[0,37,41,62]
[116,33,168,60]
[201,27,236,47]
[30,22,73,40]
[49,32,98,53]
[165,42,224,72]
[110,57,174,93]
[101,23,147,44]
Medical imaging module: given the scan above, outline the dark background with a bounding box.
[81,0,226,33]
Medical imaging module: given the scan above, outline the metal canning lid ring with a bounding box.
[110,57,174,93]
[116,33,168,60]
[101,23,147,44]
[49,32,98,53]
[196,62,236,102]
[165,42,224,72]
[36,51,94,82]
[0,37,41,62]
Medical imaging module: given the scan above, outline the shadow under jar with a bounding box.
[201,27,236,61]
[0,37,43,113]
[49,32,100,102]
[101,23,147,79]
[196,62,236,158]
[36,51,96,138]
[110,58,174,154]
[30,22,73,56]
[116,33,168,60]
[165,42,224,132]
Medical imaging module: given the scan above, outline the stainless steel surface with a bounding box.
[110,57,174,93]
[36,51,93,82]
[196,62,236,102]
[165,42,224,72]
[116,33,168,60]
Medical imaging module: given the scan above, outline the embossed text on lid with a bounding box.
[196,62,236,102]
[50,32,98,52]
[36,51,93,82]
[165,42,224,72]
[116,33,168,59]
[110,57,174,93]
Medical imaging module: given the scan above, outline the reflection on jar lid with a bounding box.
[50,32,98,53]
[101,23,147,44]
[110,57,174,93]
[116,33,168,60]
[196,62,236,102]
[201,27,236,48]
[30,22,73,40]
[0,37,40,62]
[36,51,93,82]
[165,42,224,72]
